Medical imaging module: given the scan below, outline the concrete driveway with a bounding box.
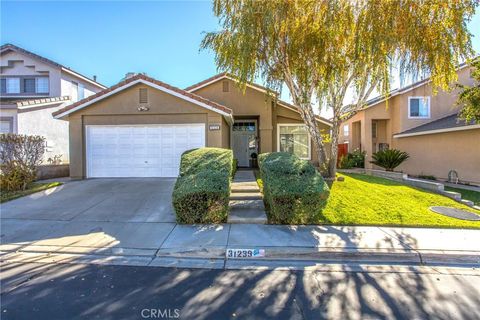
[1,178,177,222]
[0,179,181,255]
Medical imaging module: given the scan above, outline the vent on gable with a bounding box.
[139,88,148,104]
[222,80,229,92]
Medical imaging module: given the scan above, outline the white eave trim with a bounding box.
[393,124,480,138]
[187,75,271,94]
[53,79,233,123]
[17,99,70,109]
[61,67,107,89]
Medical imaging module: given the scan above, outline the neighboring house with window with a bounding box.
[339,62,480,184]
[52,73,331,179]
[0,44,106,163]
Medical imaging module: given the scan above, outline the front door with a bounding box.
[232,121,257,167]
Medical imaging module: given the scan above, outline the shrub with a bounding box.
[173,147,233,223]
[371,149,409,171]
[179,147,233,177]
[418,174,437,181]
[0,134,45,192]
[172,170,230,223]
[338,149,366,169]
[259,152,330,224]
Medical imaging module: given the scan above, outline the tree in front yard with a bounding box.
[371,149,409,172]
[457,59,480,124]
[202,0,477,178]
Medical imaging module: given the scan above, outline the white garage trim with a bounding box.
[85,124,206,178]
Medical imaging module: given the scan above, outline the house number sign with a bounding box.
[209,124,221,131]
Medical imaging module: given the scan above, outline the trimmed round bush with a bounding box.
[173,170,230,224]
[259,152,330,224]
[173,147,233,224]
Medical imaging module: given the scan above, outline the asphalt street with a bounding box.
[1,262,479,320]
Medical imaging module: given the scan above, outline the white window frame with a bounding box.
[343,124,349,137]
[408,96,431,119]
[277,123,311,160]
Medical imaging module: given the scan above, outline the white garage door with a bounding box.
[86,124,205,178]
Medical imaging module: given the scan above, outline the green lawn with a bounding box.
[255,172,480,228]
[445,186,480,206]
[0,182,63,203]
[318,173,480,228]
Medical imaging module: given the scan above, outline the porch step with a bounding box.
[229,192,263,200]
[231,185,259,193]
[227,207,268,224]
[229,199,266,209]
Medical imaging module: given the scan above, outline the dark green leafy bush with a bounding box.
[259,152,330,224]
[173,147,233,223]
[371,149,409,171]
[338,149,366,169]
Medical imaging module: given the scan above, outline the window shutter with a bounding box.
[222,80,229,92]
[139,88,148,103]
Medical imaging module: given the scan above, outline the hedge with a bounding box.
[258,152,330,224]
[173,147,233,223]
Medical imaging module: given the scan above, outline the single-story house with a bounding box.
[53,73,331,179]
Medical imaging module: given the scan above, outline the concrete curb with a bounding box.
[2,245,479,270]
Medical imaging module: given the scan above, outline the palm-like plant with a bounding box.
[371,149,409,171]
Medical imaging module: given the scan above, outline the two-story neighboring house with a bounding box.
[0,44,106,163]
[339,63,480,184]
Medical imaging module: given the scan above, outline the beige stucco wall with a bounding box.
[1,50,63,97]
[17,103,70,163]
[338,66,478,180]
[192,79,331,165]
[192,79,275,154]
[66,83,226,178]
[393,129,480,184]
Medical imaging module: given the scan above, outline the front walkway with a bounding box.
[228,170,267,223]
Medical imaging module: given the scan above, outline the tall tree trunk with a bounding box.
[297,102,329,174]
[328,118,340,179]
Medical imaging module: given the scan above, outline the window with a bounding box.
[233,122,256,132]
[372,121,377,138]
[71,81,79,102]
[0,118,13,133]
[0,79,6,94]
[278,124,310,159]
[139,88,148,103]
[343,124,349,137]
[24,78,36,93]
[408,97,430,118]
[36,77,49,93]
[6,78,20,93]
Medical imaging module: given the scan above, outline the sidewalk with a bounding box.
[1,222,479,270]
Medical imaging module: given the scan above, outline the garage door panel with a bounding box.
[87,124,205,178]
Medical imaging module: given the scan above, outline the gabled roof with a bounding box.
[52,74,233,121]
[394,113,480,138]
[185,72,277,94]
[364,60,474,109]
[186,72,332,127]
[0,43,106,90]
